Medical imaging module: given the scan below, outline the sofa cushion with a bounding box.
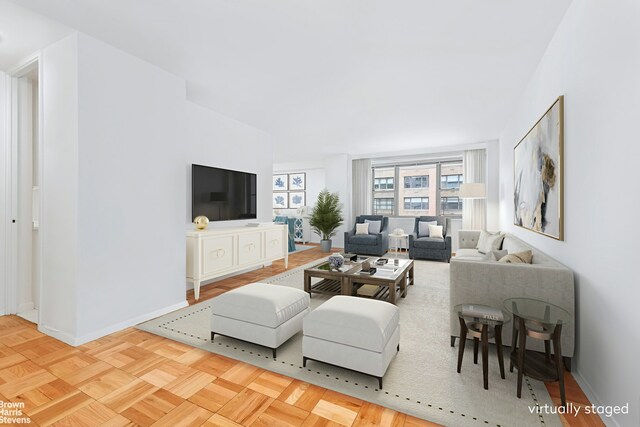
[356,223,369,235]
[418,221,437,237]
[499,250,533,264]
[502,235,530,254]
[303,296,400,352]
[454,248,485,260]
[349,234,378,246]
[477,230,505,254]
[365,219,382,234]
[428,224,443,239]
[485,249,508,261]
[210,283,310,328]
[413,236,446,249]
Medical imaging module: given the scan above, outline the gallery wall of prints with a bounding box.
[272,172,306,210]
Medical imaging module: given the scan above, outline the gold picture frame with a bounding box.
[513,96,564,240]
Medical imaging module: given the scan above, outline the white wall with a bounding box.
[0,71,7,316]
[185,101,273,229]
[323,154,351,249]
[33,32,275,345]
[75,34,188,340]
[498,1,639,425]
[40,34,79,341]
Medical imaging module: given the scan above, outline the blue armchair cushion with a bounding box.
[418,220,437,237]
[413,236,446,250]
[349,234,378,246]
[365,219,382,234]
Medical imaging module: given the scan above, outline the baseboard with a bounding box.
[17,302,35,313]
[39,300,189,347]
[38,324,78,347]
[573,368,620,427]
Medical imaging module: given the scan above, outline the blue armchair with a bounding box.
[344,215,389,256]
[408,216,451,262]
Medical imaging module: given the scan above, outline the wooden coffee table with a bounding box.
[303,259,364,297]
[347,259,414,304]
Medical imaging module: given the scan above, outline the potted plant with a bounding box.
[309,189,344,252]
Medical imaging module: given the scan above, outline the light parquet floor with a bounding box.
[0,245,603,426]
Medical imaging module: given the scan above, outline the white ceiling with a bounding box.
[4,0,572,162]
[0,0,72,70]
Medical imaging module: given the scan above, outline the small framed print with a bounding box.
[289,173,306,190]
[273,193,288,209]
[289,192,305,209]
[273,174,288,191]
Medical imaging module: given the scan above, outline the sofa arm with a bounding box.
[449,259,575,357]
[458,230,481,249]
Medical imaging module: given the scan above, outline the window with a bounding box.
[441,196,463,213]
[374,198,394,213]
[404,197,429,210]
[374,177,394,190]
[441,174,463,189]
[404,175,428,188]
[371,160,463,217]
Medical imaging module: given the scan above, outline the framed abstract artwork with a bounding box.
[288,192,306,209]
[273,174,288,191]
[514,96,564,240]
[289,173,306,190]
[273,193,288,209]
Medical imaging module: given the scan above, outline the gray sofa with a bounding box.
[344,215,389,256]
[408,216,452,262]
[450,230,575,361]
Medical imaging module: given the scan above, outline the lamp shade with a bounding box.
[459,183,486,199]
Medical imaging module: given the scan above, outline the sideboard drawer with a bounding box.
[238,232,262,266]
[202,236,234,275]
[265,228,285,259]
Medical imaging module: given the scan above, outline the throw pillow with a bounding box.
[418,221,438,237]
[484,249,509,261]
[355,223,369,235]
[365,219,382,234]
[476,230,505,254]
[498,250,533,264]
[428,224,444,239]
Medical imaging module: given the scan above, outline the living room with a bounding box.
[0,0,637,426]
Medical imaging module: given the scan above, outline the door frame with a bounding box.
[2,52,44,318]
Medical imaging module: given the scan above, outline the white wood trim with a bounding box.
[39,300,189,347]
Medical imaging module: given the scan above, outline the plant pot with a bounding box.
[320,239,332,252]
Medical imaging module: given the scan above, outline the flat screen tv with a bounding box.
[192,164,257,222]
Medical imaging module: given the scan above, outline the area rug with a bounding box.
[138,259,561,427]
[294,244,315,252]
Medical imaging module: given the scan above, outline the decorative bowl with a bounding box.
[328,253,344,270]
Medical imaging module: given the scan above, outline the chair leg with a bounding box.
[303,356,307,367]
[272,348,277,359]
[457,318,467,374]
[211,332,215,342]
[451,336,456,347]
[377,377,383,389]
[473,337,479,364]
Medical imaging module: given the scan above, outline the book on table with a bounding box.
[461,304,504,321]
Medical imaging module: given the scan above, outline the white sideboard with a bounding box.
[186,224,289,300]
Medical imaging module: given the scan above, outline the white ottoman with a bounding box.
[210,283,310,358]
[302,295,400,389]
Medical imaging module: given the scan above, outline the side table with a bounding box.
[454,304,509,390]
[389,233,409,253]
[503,297,572,408]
